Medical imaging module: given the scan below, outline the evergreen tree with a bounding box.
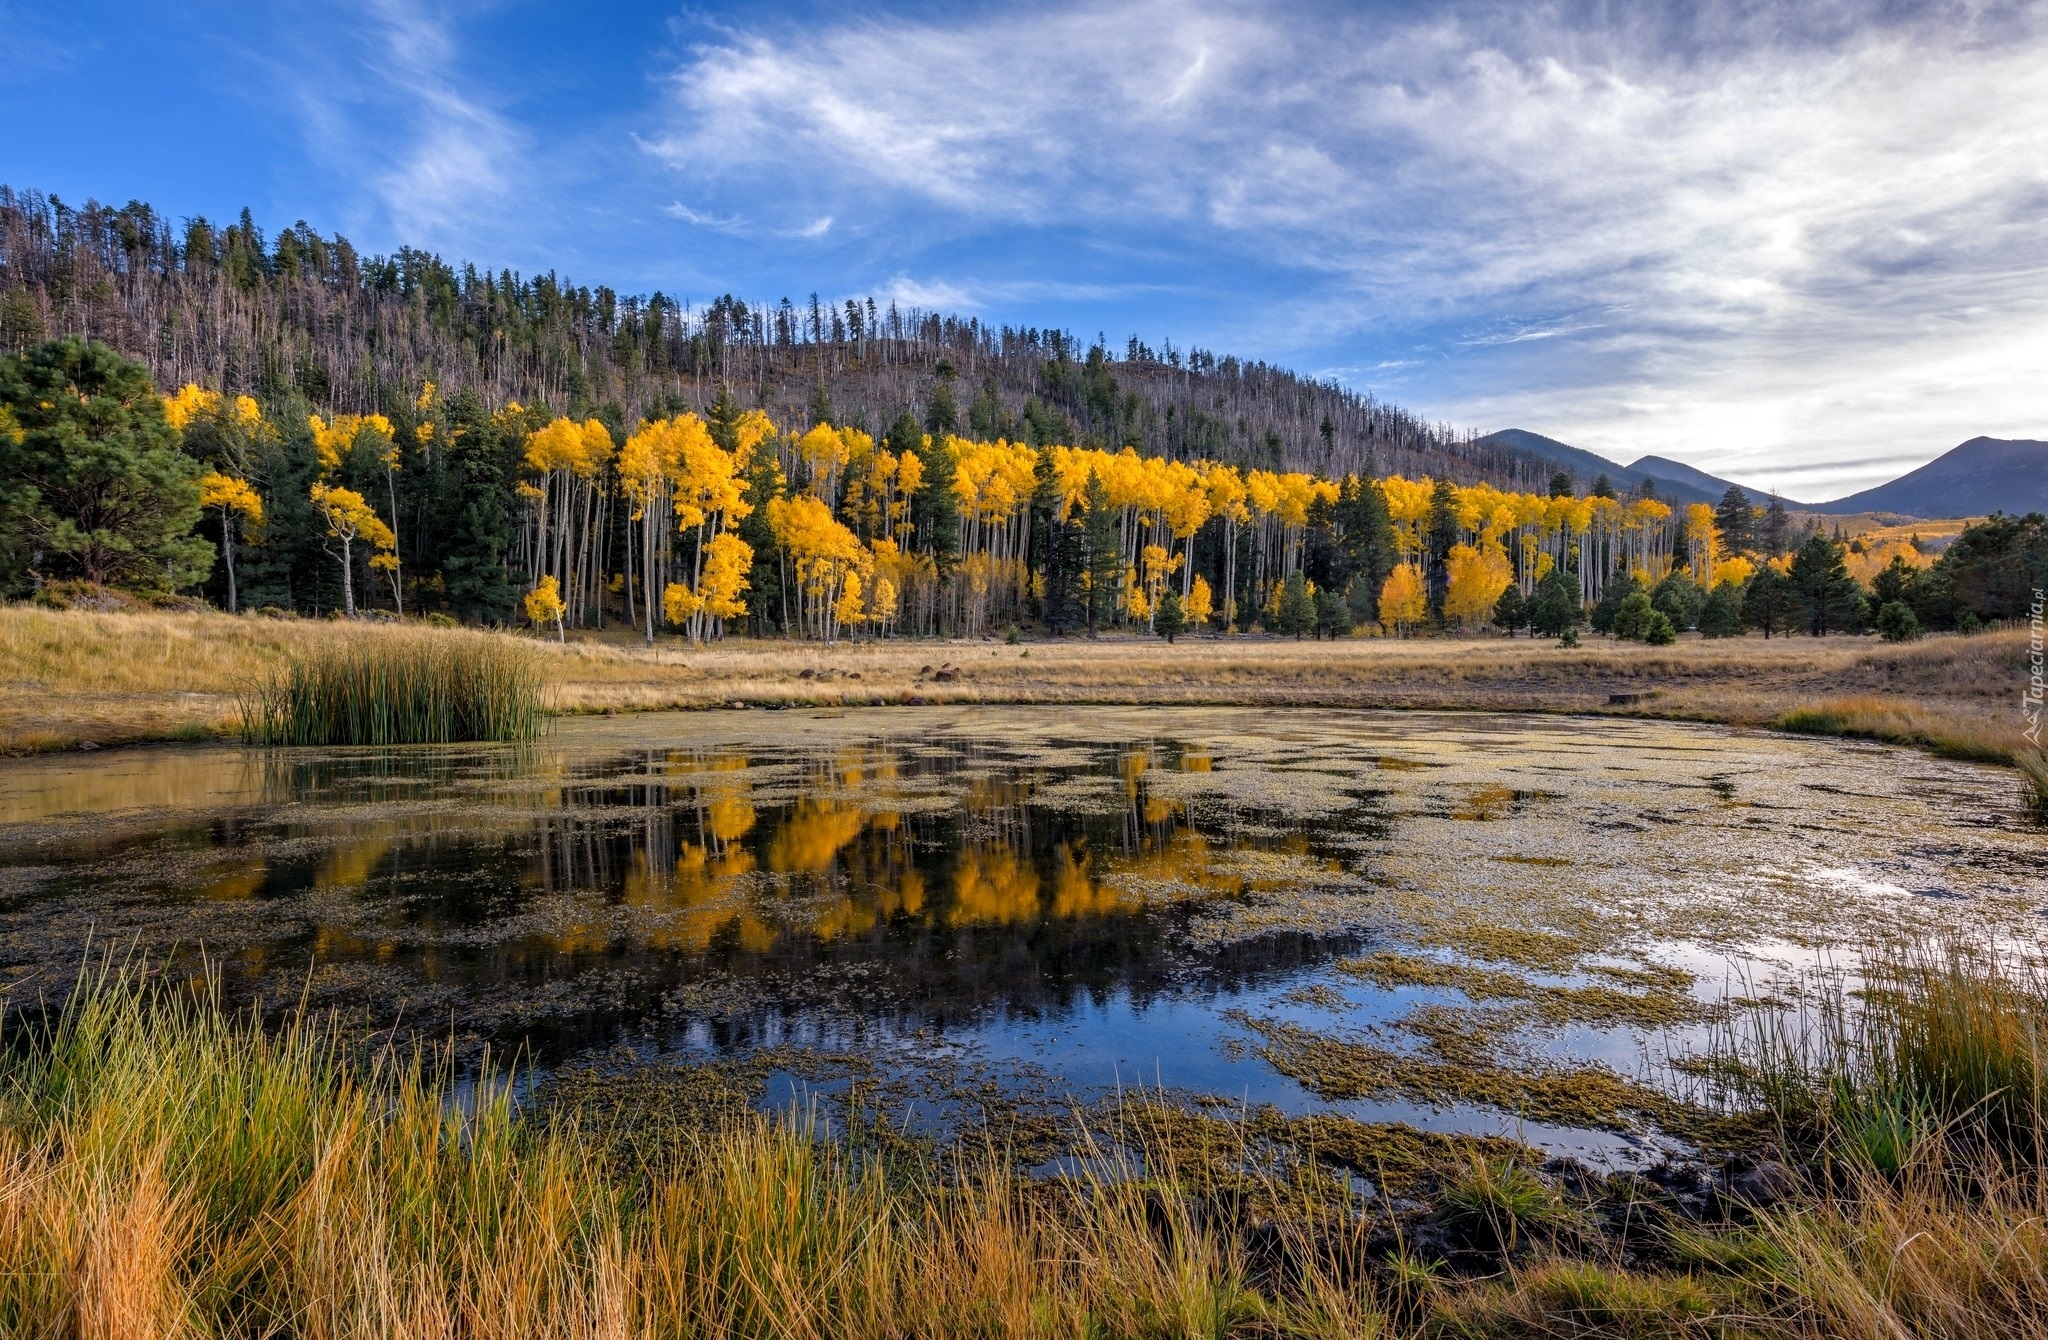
[1741,563,1796,638]
[1492,582,1526,635]
[1650,571,1705,630]
[0,337,209,592]
[434,388,517,623]
[1590,572,1644,634]
[1314,585,1353,639]
[1713,486,1755,555]
[1870,553,1921,609]
[1591,473,1617,500]
[1335,475,1396,618]
[1153,586,1186,642]
[1548,471,1574,498]
[923,377,958,436]
[1303,492,1341,589]
[1787,532,1865,635]
[1029,449,1081,634]
[1530,566,1581,638]
[1696,586,1741,638]
[1614,591,1656,640]
[1924,512,2047,627]
[1875,600,1922,642]
[1274,571,1315,638]
[1760,495,1792,556]
[899,413,957,571]
[1425,476,1459,620]
[1081,469,1119,635]
[1641,609,1678,645]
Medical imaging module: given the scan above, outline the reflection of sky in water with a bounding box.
[0,707,2041,1166]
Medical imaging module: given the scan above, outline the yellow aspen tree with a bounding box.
[1443,543,1512,631]
[833,570,867,639]
[309,483,394,618]
[1379,564,1426,636]
[197,470,262,614]
[1186,574,1214,628]
[525,575,567,641]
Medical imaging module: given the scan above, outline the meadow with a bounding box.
[0,606,2031,766]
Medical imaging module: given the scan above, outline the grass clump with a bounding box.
[2018,749,2048,825]
[1438,1155,1577,1253]
[240,633,545,745]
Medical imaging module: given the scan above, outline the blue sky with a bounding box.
[4,0,2044,499]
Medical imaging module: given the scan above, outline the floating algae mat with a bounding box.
[1,707,2042,1167]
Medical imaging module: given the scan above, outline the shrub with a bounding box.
[1641,610,1678,645]
[1875,600,1922,642]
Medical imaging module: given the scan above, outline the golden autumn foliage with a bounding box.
[525,575,567,640]
[1379,564,1426,635]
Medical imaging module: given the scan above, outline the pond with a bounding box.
[2,707,2042,1167]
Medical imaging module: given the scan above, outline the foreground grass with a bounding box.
[10,949,2048,1337]
[0,605,2030,766]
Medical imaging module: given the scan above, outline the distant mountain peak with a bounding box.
[1818,437,2048,518]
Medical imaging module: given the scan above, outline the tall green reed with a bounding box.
[239,633,545,745]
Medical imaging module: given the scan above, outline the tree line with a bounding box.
[4,335,2040,646]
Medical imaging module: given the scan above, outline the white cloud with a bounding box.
[358,1,519,237]
[652,1,2048,497]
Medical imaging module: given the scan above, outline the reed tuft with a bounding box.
[239,633,545,745]
[2018,749,2048,826]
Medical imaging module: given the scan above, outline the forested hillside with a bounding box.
[0,187,1541,485]
[3,187,2039,647]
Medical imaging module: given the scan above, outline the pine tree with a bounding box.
[1030,450,1081,634]
[1788,532,1866,635]
[1530,566,1581,638]
[1492,582,1526,635]
[0,337,209,592]
[1714,486,1755,554]
[1335,475,1396,618]
[1742,564,1796,638]
[1153,586,1186,642]
[1275,571,1315,639]
[1761,495,1792,556]
[1425,476,1459,621]
[1081,469,1119,636]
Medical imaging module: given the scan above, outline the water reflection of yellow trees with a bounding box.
[766,798,869,873]
[623,843,774,952]
[949,846,1041,926]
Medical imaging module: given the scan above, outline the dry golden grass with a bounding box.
[0,605,2030,764]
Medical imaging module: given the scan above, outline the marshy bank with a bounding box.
[10,939,2048,1337]
[0,606,2033,769]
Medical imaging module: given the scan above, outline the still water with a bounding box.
[2,707,2041,1164]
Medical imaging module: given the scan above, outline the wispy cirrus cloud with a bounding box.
[649,0,2048,497]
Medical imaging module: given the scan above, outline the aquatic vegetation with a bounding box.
[1244,1016,1693,1133]
[1337,951,1703,1030]
[239,634,545,745]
